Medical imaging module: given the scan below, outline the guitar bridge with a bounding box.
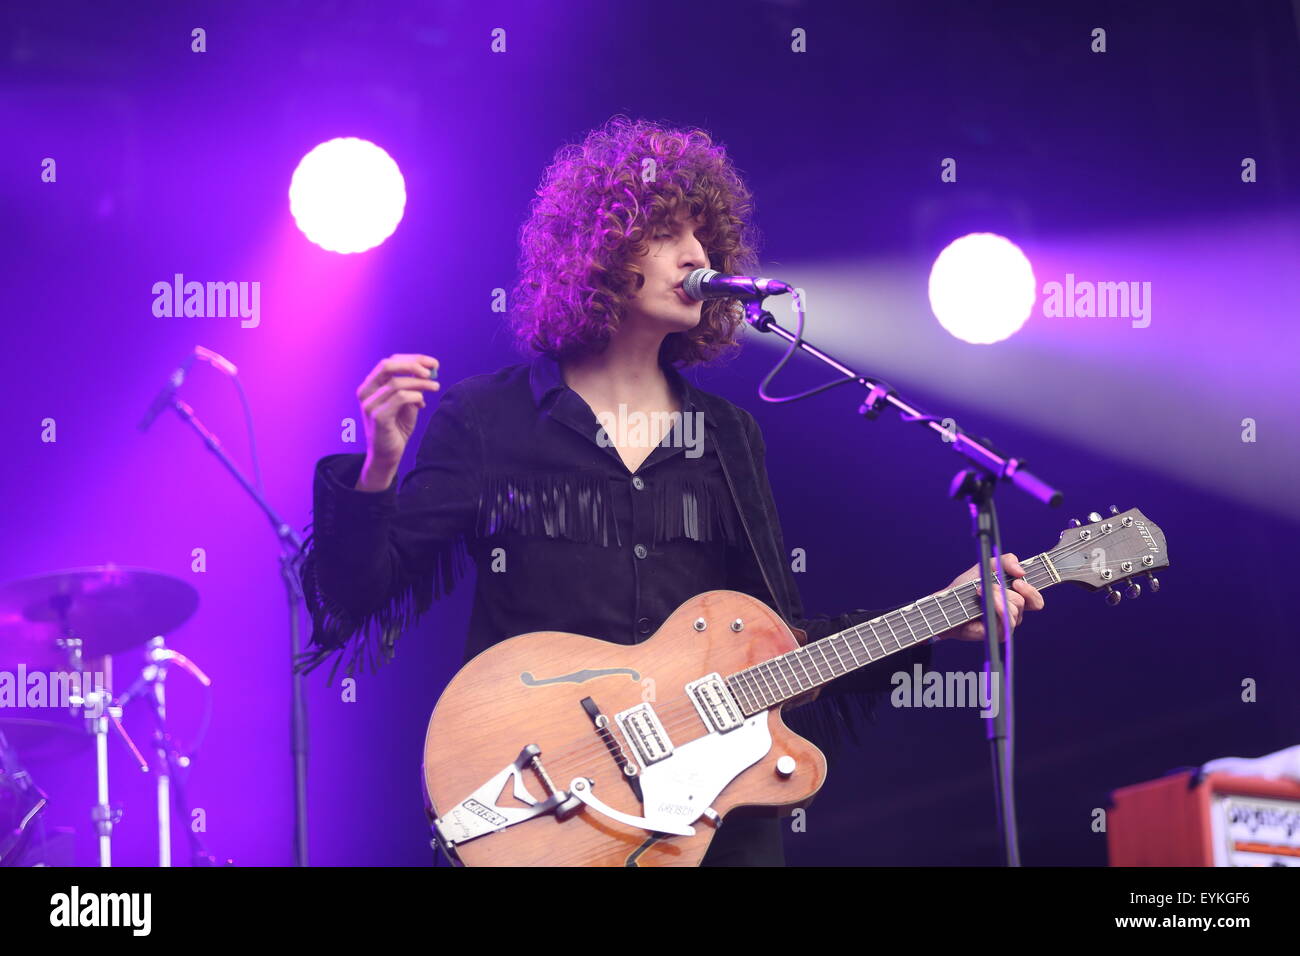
[431,744,581,855]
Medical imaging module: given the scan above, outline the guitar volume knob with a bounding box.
[775,755,797,777]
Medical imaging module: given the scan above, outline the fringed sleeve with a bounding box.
[731,408,933,760]
[294,382,481,683]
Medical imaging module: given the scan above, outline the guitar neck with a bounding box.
[726,552,1062,715]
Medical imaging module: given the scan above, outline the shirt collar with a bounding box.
[528,351,706,423]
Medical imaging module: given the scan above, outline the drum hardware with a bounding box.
[0,566,207,865]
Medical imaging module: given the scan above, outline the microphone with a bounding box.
[682,268,792,301]
[138,348,198,432]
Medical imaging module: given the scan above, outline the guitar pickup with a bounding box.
[685,673,743,733]
[613,703,673,767]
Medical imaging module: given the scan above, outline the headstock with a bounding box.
[1046,506,1168,604]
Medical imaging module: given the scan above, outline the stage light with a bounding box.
[927,233,1036,344]
[288,138,406,254]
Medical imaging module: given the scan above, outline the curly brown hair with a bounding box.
[508,115,761,368]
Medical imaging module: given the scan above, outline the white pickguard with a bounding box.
[630,714,772,833]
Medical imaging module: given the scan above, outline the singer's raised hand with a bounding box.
[355,353,440,491]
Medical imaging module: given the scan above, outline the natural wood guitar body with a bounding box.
[421,507,1169,865]
[423,590,826,866]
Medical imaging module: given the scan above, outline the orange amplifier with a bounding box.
[1108,770,1300,866]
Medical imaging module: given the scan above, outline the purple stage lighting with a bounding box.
[927,233,1037,344]
[288,138,407,254]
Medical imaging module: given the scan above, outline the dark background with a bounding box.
[2,0,1297,865]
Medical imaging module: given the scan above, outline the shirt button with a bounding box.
[632,475,645,490]
[634,544,648,559]
[637,616,652,635]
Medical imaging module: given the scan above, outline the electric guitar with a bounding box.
[422,507,1169,866]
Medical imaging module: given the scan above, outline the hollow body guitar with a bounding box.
[423,508,1168,866]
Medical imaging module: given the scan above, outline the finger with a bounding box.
[989,591,1023,630]
[364,379,434,416]
[991,594,1020,630]
[369,388,428,423]
[358,355,440,402]
[361,377,440,415]
[375,375,441,397]
[381,353,439,375]
[999,552,1024,578]
[1013,577,1045,610]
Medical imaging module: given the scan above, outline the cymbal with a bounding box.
[0,717,90,763]
[0,565,198,668]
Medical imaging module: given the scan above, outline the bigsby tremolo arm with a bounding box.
[566,778,695,837]
[432,744,583,851]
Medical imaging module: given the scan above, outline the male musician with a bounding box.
[298,115,1044,865]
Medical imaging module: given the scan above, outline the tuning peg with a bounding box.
[1087,511,1103,523]
[1067,518,1082,528]
[1146,573,1160,593]
[1125,582,1141,600]
[1108,505,1120,515]
[1103,585,1122,606]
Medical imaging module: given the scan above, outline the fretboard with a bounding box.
[725,552,1061,715]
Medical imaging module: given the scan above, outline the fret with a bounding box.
[726,551,1068,710]
[873,619,899,655]
[729,674,756,714]
[785,655,810,691]
[789,650,814,689]
[840,631,865,668]
[914,604,934,639]
[790,655,811,691]
[763,659,794,698]
[913,604,936,639]
[931,594,954,628]
[822,642,845,679]
[751,664,779,704]
[898,608,920,642]
[740,671,763,712]
[915,601,937,633]
[741,674,762,712]
[883,615,902,644]
[841,634,861,670]
[807,644,833,683]
[760,657,784,702]
[867,618,895,654]
[827,637,850,675]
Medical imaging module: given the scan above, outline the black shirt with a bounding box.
[298,351,929,866]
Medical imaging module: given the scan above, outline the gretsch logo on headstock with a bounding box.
[1135,521,1160,552]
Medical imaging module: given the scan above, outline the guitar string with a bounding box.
[535,546,1136,775]
[533,568,1053,768]
[523,549,1138,773]
[541,531,1141,766]
[513,570,1026,771]
[505,542,1155,776]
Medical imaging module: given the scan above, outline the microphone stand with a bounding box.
[159,393,311,867]
[742,298,1062,867]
